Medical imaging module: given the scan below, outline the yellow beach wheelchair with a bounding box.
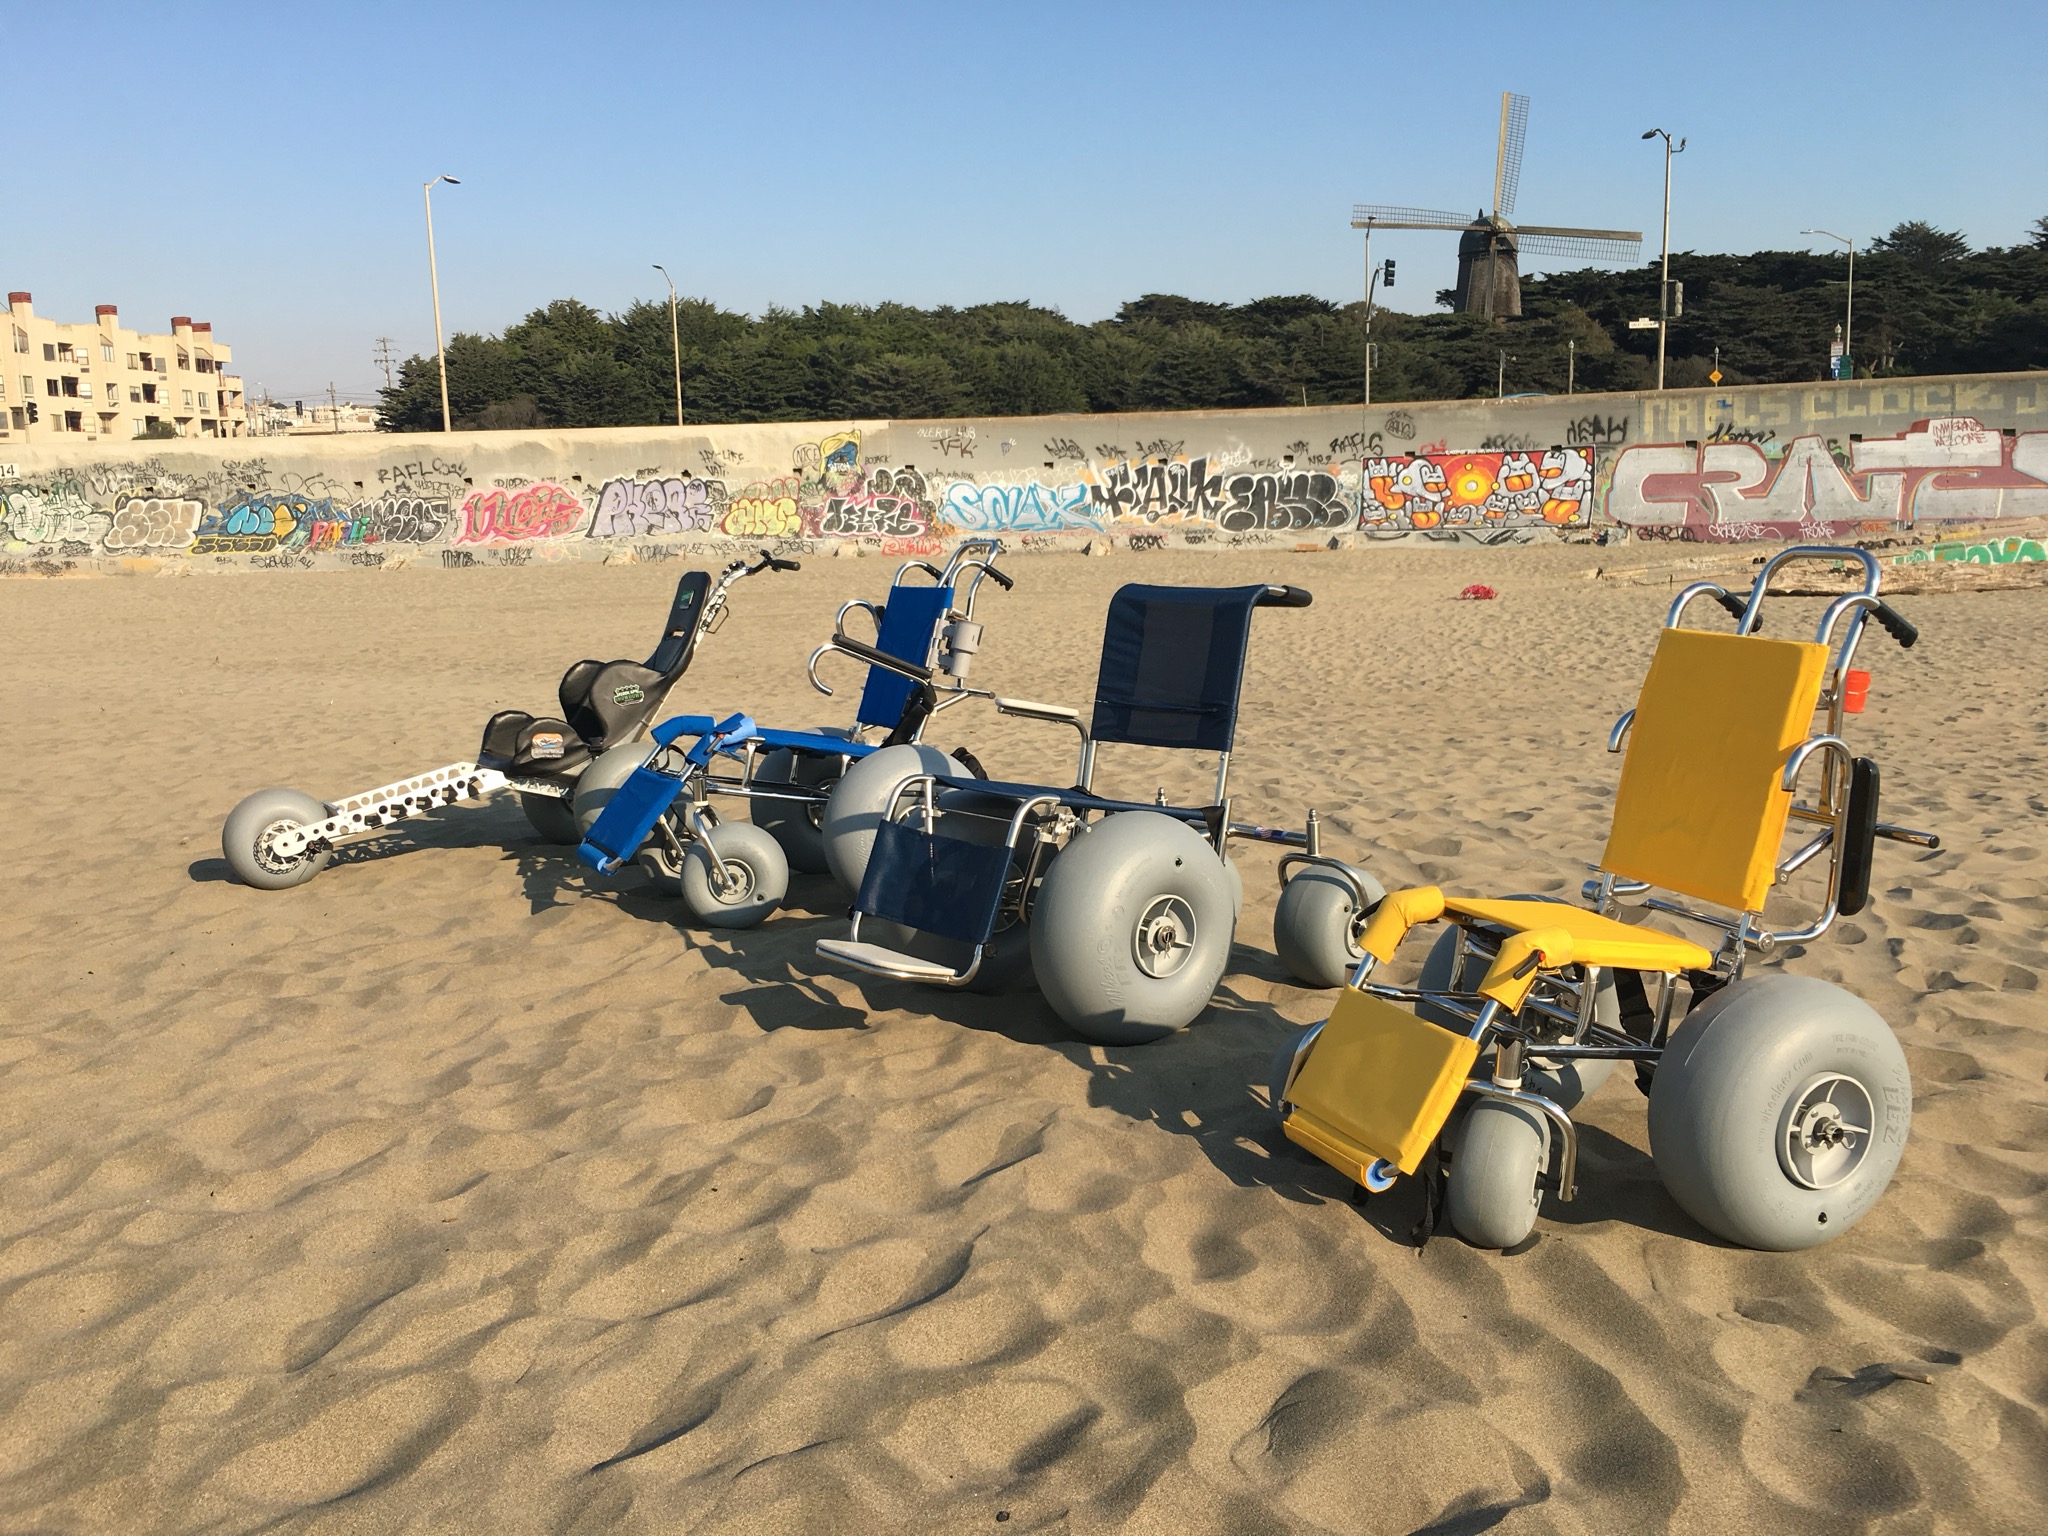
[1272,546,1939,1251]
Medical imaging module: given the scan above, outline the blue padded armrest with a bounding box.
[855,584,953,731]
[749,727,877,758]
[650,714,720,748]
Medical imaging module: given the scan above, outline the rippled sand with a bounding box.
[2,545,2043,1533]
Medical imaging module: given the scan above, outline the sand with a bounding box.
[1,544,2043,1534]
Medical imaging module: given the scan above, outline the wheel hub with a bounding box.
[711,857,757,902]
[1132,895,1198,979]
[1779,1073,1875,1190]
[254,818,307,874]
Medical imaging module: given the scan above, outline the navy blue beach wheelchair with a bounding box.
[571,540,1014,928]
[812,580,1371,1042]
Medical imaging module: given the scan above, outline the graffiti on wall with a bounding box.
[1360,449,1591,530]
[1605,418,2048,539]
[106,495,204,550]
[589,475,724,539]
[457,482,586,544]
[1894,535,2046,565]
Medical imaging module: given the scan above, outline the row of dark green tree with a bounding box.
[376,219,2048,431]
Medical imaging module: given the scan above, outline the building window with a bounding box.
[46,379,58,396]
[64,411,81,432]
[177,349,190,369]
[101,342,114,361]
[141,384,157,403]
[182,389,193,408]
[11,328,27,354]
[79,382,92,399]
[57,342,73,361]
[126,353,137,369]
[156,358,167,375]
[42,343,55,361]
[136,352,150,370]
[20,375,31,398]
[62,377,80,397]
[129,386,140,403]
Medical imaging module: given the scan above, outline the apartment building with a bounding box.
[2,292,246,444]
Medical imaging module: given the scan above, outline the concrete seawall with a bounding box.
[4,372,2044,575]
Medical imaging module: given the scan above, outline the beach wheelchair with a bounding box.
[571,540,1014,928]
[219,561,734,890]
[1272,546,1939,1251]
[814,581,1330,1042]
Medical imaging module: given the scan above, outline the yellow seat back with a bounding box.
[1600,627,1828,915]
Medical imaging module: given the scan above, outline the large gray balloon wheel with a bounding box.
[1030,812,1238,1045]
[635,833,686,897]
[818,742,963,896]
[751,747,840,874]
[517,790,581,845]
[1648,973,1910,1251]
[1274,866,1385,989]
[1446,1098,1548,1250]
[571,740,660,840]
[222,787,335,891]
[678,821,789,929]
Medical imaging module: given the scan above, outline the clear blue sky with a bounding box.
[9,0,2042,406]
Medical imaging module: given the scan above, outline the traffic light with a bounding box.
[25,401,37,423]
[1383,259,1396,288]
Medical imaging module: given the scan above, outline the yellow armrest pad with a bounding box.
[1357,885,1446,964]
[1476,924,1575,1012]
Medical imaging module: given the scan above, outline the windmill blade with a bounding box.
[1494,92,1529,221]
[1515,232,1645,264]
[1352,204,1483,230]
[1514,224,1644,240]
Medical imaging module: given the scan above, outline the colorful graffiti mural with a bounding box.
[10,401,2048,574]
[1360,449,1591,529]
[1606,418,2048,540]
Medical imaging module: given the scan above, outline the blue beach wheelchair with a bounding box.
[572,540,1014,928]
[813,581,1348,1042]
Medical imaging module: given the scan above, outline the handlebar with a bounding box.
[751,548,800,574]
[1872,600,1917,649]
[1257,585,1313,608]
[819,631,933,683]
[1712,589,1757,630]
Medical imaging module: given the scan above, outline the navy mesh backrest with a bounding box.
[1089,584,1264,754]
[855,583,954,730]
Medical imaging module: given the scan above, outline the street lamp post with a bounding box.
[1361,219,1376,408]
[1802,228,1856,379]
[652,263,684,427]
[423,174,461,433]
[1641,129,1685,390]
[1497,350,1514,399]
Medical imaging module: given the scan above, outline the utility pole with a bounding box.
[651,263,685,426]
[1642,128,1686,390]
[327,381,340,433]
[1568,338,1576,395]
[373,337,398,392]
[423,174,461,432]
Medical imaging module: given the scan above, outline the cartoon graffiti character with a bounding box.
[1537,449,1592,525]
[1482,452,1544,520]
[1363,456,1448,527]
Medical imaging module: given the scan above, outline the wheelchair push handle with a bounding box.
[1872,600,1917,650]
[751,548,801,574]
[1712,589,1760,631]
[827,629,934,683]
[1257,584,1314,608]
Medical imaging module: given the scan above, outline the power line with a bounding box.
[373,336,398,391]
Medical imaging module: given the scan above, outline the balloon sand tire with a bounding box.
[518,790,581,846]
[1274,866,1384,989]
[222,787,335,891]
[1447,1098,1548,1250]
[752,748,842,875]
[1649,973,1910,1251]
[1030,812,1237,1045]
[678,821,789,930]
[819,742,964,896]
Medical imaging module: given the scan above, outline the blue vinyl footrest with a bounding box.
[578,762,689,874]
[856,820,1013,946]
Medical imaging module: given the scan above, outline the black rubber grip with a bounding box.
[1259,585,1314,608]
[1713,590,1753,628]
[1873,600,1917,649]
[829,631,931,680]
[983,565,1015,590]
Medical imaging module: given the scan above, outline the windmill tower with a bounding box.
[1354,92,1643,321]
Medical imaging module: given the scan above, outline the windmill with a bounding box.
[1353,92,1643,321]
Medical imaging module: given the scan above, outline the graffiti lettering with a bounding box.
[1565,414,1630,447]
[916,425,976,458]
[1,488,109,547]
[588,476,722,538]
[720,489,803,537]
[1479,432,1537,453]
[1896,536,2046,565]
[1328,430,1384,458]
[818,494,925,537]
[376,456,467,487]
[1220,472,1348,532]
[359,493,449,544]
[1383,411,1417,442]
[105,495,204,551]
[1128,533,1166,552]
[1089,457,1223,524]
[1135,438,1184,460]
[456,483,585,544]
[1705,421,1774,446]
[1043,438,1085,463]
[941,480,1096,533]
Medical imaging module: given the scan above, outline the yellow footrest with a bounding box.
[1282,987,1480,1177]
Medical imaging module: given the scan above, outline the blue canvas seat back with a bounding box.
[1089,585,1264,754]
[856,820,1011,945]
[854,583,954,731]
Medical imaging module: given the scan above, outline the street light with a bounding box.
[423,174,461,433]
[652,263,684,427]
[1802,228,1856,379]
[1497,350,1515,399]
[1641,128,1685,390]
